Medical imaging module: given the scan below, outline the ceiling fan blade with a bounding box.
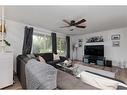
[60,26,70,28]
[76,26,86,28]
[63,19,70,25]
[75,19,86,25]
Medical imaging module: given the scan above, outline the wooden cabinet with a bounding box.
[0,53,13,89]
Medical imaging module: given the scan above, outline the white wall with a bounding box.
[4,19,66,72]
[5,20,25,72]
[4,19,127,71]
[70,27,127,68]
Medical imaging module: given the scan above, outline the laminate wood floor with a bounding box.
[2,75,22,90]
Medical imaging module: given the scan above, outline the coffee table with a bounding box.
[56,63,74,75]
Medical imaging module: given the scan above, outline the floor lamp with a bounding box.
[74,43,78,60]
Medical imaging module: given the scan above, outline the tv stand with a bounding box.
[74,62,116,78]
[83,55,105,66]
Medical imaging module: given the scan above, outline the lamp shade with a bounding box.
[0,24,6,32]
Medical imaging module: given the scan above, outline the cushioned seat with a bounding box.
[47,60,63,64]
[57,70,98,90]
[34,53,67,67]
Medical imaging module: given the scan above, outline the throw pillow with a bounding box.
[53,53,60,60]
[38,56,46,63]
[64,60,72,66]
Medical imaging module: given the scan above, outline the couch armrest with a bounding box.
[16,55,30,89]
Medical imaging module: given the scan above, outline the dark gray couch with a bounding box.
[34,53,67,67]
[17,53,98,89]
[57,70,98,89]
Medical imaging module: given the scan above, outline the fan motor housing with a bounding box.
[71,20,75,26]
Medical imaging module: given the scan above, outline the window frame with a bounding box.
[31,31,67,55]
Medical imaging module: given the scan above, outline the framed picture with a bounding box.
[78,39,83,42]
[112,41,120,47]
[79,42,82,47]
[78,39,83,47]
[111,34,120,40]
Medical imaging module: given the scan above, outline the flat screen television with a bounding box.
[84,45,104,56]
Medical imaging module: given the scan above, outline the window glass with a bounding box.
[45,35,52,52]
[57,37,66,56]
[32,34,52,53]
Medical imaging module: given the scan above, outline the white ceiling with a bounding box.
[4,6,127,35]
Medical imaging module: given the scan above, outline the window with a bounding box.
[57,37,66,55]
[32,34,52,53]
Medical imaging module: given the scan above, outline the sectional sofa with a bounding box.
[16,53,97,89]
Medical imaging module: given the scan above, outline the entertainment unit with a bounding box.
[83,45,105,66]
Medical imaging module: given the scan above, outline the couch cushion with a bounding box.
[59,56,67,61]
[47,60,63,65]
[34,53,53,62]
[38,56,46,63]
[57,69,98,90]
[47,60,63,67]
[53,60,63,64]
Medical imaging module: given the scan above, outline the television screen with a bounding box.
[84,45,104,56]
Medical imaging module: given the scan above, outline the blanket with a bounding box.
[78,71,127,90]
[25,59,57,89]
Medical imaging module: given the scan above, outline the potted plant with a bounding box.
[4,40,11,52]
[4,40,10,46]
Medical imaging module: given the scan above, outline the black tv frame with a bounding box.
[84,45,104,57]
[84,45,105,66]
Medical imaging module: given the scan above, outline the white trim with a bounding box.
[33,28,66,38]
[24,24,66,37]
[33,28,51,36]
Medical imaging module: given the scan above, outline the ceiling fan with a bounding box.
[60,19,86,31]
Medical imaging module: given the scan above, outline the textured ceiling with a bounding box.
[4,6,127,35]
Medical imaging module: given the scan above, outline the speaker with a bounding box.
[83,55,90,64]
[96,56,105,66]
[105,60,112,67]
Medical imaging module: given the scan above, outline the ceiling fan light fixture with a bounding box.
[70,29,74,31]
[69,26,75,31]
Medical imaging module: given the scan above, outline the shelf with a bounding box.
[85,42,104,45]
[86,41,104,43]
